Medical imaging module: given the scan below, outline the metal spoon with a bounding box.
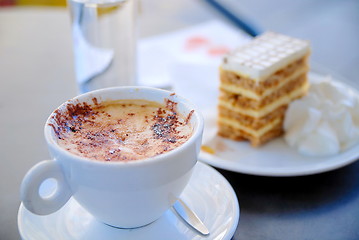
[172,198,210,236]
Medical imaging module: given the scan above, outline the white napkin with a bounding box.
[138,19,251,89]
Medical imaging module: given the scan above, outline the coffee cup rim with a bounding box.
[44,86,204,167]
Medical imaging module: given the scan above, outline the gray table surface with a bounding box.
[1,0,359,239]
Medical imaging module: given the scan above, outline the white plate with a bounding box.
[18,162,239,240]
[199,71,359,177]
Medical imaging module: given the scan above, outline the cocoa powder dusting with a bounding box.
[185,110,194,124]
[50,99,99,140]
[49,99,194,162]
[164,98,177,112]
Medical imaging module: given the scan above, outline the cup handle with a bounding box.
[20,160,72,215]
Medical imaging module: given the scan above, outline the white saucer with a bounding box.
[199,72,359,177]
[18,162,239,240]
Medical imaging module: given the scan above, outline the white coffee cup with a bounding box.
[20,86,204,228]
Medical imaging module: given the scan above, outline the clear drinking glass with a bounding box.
[67,0,137,93]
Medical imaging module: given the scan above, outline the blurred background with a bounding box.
[1,0,358,239]
[1,0,357,80]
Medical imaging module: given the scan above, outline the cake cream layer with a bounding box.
[220,71,307,109]
[218,116,281,138]
[221,32,310,81]
[220,64,308,101]
[219,55,308,100]
[218,121,283,146]
[219,80,309,118]
[218,105,287,130]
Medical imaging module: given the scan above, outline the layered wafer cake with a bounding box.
[218,32,310,146]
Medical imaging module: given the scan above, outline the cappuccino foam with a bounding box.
[50,98,194,162]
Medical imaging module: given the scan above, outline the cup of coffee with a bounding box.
[20,86,203,228]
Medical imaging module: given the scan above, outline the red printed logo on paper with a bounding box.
[185,36,210,50]
[207,46,230,56]
[184,35,230,57]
